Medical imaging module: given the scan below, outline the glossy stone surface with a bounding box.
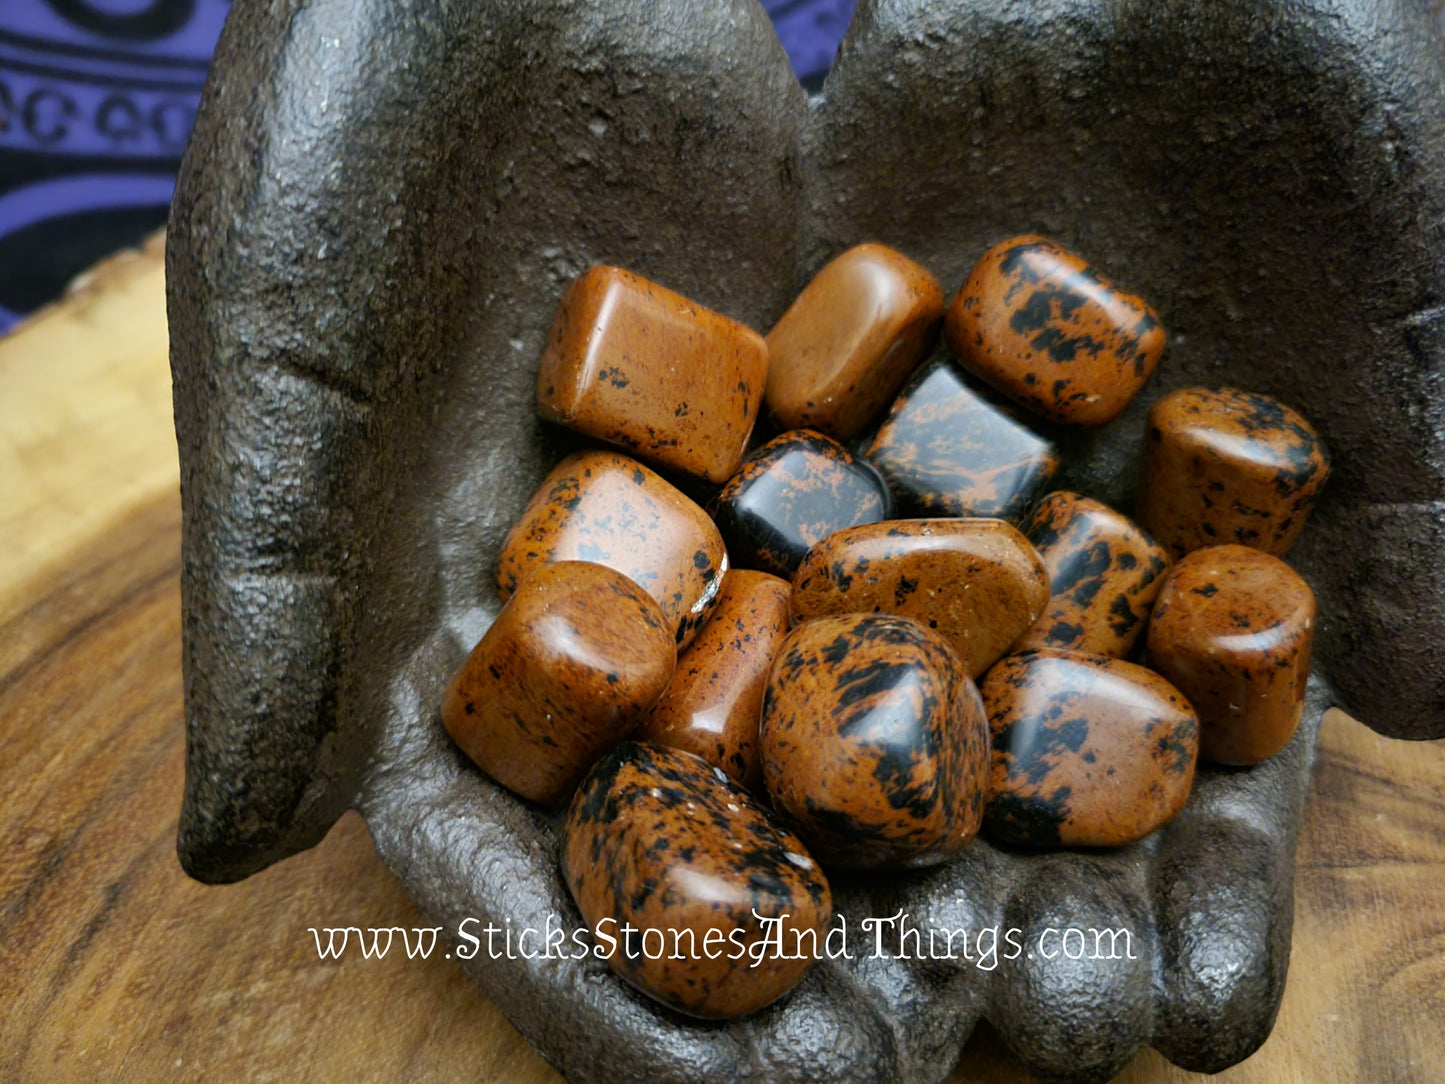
[1138,387,1331,559]
[634,569,791,790]
[982,649,1199,847]
[865,355,1060,522]
[790,518,1050,679]
[764,243,944,440]
[760,613,990,870]
[497,449,727,647]
[536,265,769,483]
[1018,491,1172,657]
[442,562,676,805]
[561,741,831,1019]
[710,429,892,578]
[944,235,1165,427]
[1147,545,1316,765]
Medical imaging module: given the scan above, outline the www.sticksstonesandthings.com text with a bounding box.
[308,911,1138,970]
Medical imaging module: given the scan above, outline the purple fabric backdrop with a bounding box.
[0,0,853,333]
[762,0,856,87]
[0,0,228,329]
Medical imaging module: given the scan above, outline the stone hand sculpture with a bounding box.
[167,1,1445,1080]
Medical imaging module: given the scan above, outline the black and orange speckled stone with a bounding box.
[982,648,1198,847]
[496,449,727,647]
[944,236,1165,427]
[1018,491,1172,657]
[634,569,791,791]
[789,518,1050,679]
[1137,387,1331,559]
[764,243,943,440]
[536,265,769,483]
[865,355,1061,522]
[561,741,831,1019]
[1147,545,1316,765]
[442,562,676,805]
[760,613,990,870]
[709,429,892,578]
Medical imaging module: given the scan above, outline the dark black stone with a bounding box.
[709,429,892,577]
[167,0,1445,1080]
[865,353,1061,522]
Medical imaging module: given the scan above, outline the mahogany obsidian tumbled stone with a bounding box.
[168,0,1445,1079]
[634,568,791,790]
[561,741,831,1019]
[945,235,1165,427]
[790,518,1050,679]
[1018,491,1172,657]
[982,648,1199,847]
[497,449,727,647]
[1137,386,1331,559]
[865,354,1061,522]
[442,562,676,805]
[710,429,892,577]
[760,613,990,870]
[1147,544,1316,765]
[764,242,943,440]
[536,265,769,484]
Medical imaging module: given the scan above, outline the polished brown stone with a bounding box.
[944,235,1165,426]
[442,562,676,805]
[764,243,943,440]
[789,518,1050,678]
[561,742,831,1019]
[1137,386,1331,559]
[634,569,791,791]
[1146,544,1316,765]
[865,354,1061,522]
[1018,491,1172,657]
[760,613,990,870]
[496,449,727,647]
[982,649,1198,847]
[709,429,892,578]
[536,265,769,483]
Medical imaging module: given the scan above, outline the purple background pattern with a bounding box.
[0,0,851,333]
[0,0,230,330]
[762,0,857,87]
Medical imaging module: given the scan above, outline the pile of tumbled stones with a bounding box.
[440,237,1330,1020]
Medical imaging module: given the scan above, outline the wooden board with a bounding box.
[1,238,1443,1083]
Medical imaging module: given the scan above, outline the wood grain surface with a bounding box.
[2,239,1443,1083]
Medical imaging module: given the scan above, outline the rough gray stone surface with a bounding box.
[167,0,1445,1080]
